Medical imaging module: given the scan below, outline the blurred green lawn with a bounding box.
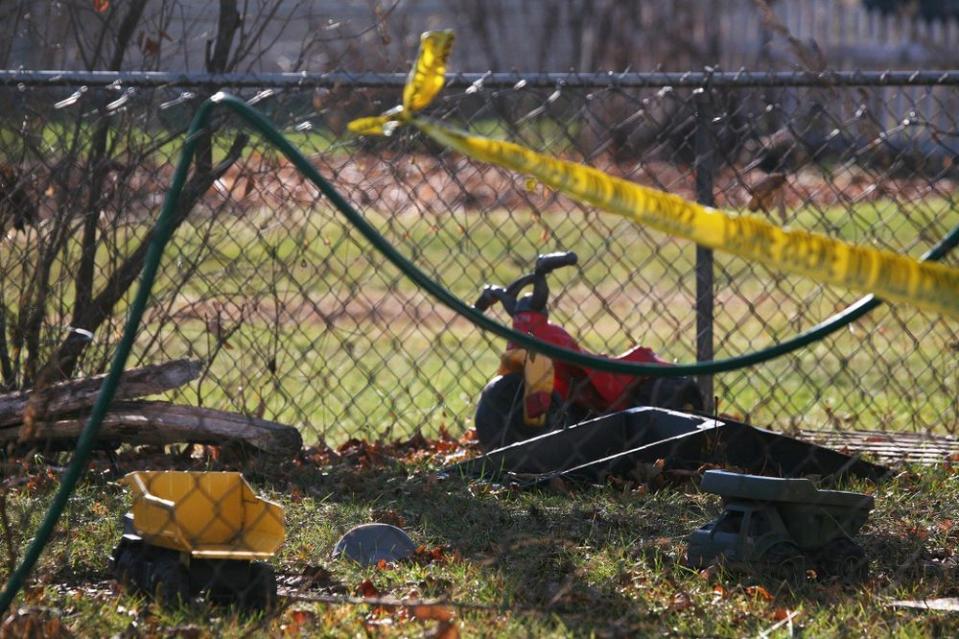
[1,155,955,444]
[113,193,959,444]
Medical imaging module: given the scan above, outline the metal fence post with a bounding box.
[694,87,715,413]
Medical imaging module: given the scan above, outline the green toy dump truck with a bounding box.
[111,471,285,608]
[686,470,874,578]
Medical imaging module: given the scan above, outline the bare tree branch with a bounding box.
[36,132,248,382]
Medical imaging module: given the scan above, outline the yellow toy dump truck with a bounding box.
[111,471,284,608]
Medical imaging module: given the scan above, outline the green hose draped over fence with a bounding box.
[1,93,957,613]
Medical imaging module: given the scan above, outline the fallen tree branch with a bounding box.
[0,359,202,427]
[0,400,303,457]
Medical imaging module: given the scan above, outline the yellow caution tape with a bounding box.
[347,113,399,136]
[348,31,959,320]
[403,30,455,113]
[346,31,453,136]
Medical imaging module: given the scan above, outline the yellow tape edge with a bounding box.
[403,30,455,114]
[346,29,959,320]
[414,119,959,319]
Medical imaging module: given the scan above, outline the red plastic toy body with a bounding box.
[508,310,669,413]
[473,251,703,450]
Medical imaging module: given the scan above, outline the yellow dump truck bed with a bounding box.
[119,471,285,560]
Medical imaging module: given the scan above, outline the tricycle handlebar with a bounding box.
[535,251,578,275]
[474,252,577,316]
[474,285,515,314]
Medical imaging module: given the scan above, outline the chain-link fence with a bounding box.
[2,70,957,443]
[1,70,958,635]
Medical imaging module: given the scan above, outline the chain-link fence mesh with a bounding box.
[1,71,958,635]
[2,73,957,441]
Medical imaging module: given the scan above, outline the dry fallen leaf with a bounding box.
[432,621,460,639]
[698,565,718,581]
[372,509,406,528]
[357,579,380,598]
[906,525,929,541]
[746,585,774,602]
[771,608,793,621]
[548,476,570,495]
[298,564,335,590]
[284,609,316,636]
[415,545,448,564]
[670,591,693,611]
[404,604,458,639]
[747,173,788,214]
[411,604,454,622]
[0,607,73,639]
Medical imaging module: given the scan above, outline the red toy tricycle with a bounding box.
[473,252,704,450]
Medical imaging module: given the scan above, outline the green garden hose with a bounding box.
[1,93,956,613]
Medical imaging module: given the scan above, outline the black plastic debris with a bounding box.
[449,407,888,485]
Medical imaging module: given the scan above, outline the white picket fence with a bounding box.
[718,0,959,70]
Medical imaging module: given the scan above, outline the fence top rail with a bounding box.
[3,69,959,89]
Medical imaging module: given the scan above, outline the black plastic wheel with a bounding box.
[817,537,868,581]
[112,540,190,604]
[763,541,807,579]
[147,553,192,606]
[474,373,581,450]
[111,540,145,591]
[239,562,277,610]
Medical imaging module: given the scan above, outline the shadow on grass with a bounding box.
[18,450,948,637]
[269,455,959,633]
[268,459,674,631]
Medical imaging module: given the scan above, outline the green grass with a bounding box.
[4,194,955,444]
[1,193,957,636]
[4,110,958,635]
[2,455,957,637]
[134,195,958,443]
[0,120,340,167]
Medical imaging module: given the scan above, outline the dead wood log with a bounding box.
[0,400,303,458]
[0,359,203,427]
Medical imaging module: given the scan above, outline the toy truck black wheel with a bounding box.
[195,559,277,610]
[112,540,143,590]
[239,562,277,610]
[763,541,806,579]
[817,537,868,581]
[474,373,580,450]
[112,541,190,605]
[147,553,192,605]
